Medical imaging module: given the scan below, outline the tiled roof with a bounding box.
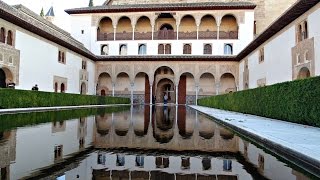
[65,2,256,14]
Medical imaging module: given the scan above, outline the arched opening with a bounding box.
[0,68,13,88]
[203,44,212,54]
[134,72,149,104]
[220,15,238,39]
[155,13,176,40]
[114,113,130,136]
[61,83,65,93]
[179,15,196,39]
[80,82,86,95]
[101,45,109,55]
[224,44,233,55]
[179,72,195,104]
[138,44,147,55]
[0,68,6,88]
[183,44,192,54]
[119,44,127,55]
[7,30,13,45]
[133,106,149,136]
[199,117,215,139]
[153,106,175,143]
[298,67,310,79]
[115,72,130,98]
[116,16,132,40]
[154,66,175,103]
[220,73,236,94]
[135,16,152,40]
[0,27,5,43]
[220,127,234,140]
[97,72,112,96]
[199,73,215,97]
[178,106,194,138]
[199,15,217,39]
[54,82,58,92]
[95,114,111,136]
[97,17,113,41]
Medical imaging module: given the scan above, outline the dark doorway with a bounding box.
[0,69,6,88]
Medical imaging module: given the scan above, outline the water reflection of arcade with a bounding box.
[93,105,238,152]
[0,131,16,180]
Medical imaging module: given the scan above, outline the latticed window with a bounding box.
[183,44,191,54]
[158,44,164,54]
[7,30,13,46]
[165,44,171,54]
[0,27,5,43]
[203,44,212,54]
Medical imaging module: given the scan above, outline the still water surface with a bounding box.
[0,105,316,179]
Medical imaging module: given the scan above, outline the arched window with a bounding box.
[224,44,233,55]
[158,44,164,54]
[101,89,106,96]
[58,51,61,62]
[165,44,171,54]
[304,21,308,39]
[0,28,5,43]
[138,44,147,55]
[54,82,58,92]
[61,83,65,93]
[119,44,127,55]
[101,45,109,55]
[7,30,13,46]
[203,44,212,54]
[183,44,191,54]
[61,52,65,63]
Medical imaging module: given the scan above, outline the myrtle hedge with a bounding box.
[198,76,320,127]
[0,88,130,108]
[0,106,130,132]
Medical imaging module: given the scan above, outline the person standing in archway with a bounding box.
[164,93,168,104]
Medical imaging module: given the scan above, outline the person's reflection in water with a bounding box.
[163,106,169,122]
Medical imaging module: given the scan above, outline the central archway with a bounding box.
[156,78,175,103]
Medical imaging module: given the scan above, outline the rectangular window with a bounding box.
[82,60,87,70]
[183,44,192,54]
[259,48,264,63]
[58,50,66,64]
[54,145,63,161]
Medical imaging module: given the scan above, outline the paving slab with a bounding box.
[190,105,320,175]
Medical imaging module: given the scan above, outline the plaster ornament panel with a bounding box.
[198,65,216,76]
[178,64,196,77]
[219,64,237,77]
[134,64,150,76]
[115,64,131,76]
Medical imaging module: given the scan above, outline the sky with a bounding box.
[2,0,106,31]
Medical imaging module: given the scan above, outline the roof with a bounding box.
[45,6,55,17]
[65,2,256,14]
[1,2,96,60]
[237,0,319,61]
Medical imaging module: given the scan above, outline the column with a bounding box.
[149,83,153,105]
[195,85,199,105]
[215,84,220,95]
[112,83,115,97]
[175,84,179,105]
[151,25,154,40]
[196,25,199,40]
[113,27,117,40]
[176,26,179,40]
[130,82,134,104]
[132,25,135,40]
[217,25,220,40]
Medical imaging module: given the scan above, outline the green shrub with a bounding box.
[198,76,320,127]
[0,89,130,108]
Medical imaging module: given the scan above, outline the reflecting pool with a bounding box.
[0,106,317,179]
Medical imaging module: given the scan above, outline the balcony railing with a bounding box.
[219,31,238,39]
[97,32,114,41]
[154,30,176,40]
[115,31,133,40]
[97,30,238,41]
[178,31,197,40]
[134,32,152,40]
[199,31,217,39]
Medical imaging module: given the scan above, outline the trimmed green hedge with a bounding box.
[0,88,130,108]
[0,106,130,132]
[198,76,320,127]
